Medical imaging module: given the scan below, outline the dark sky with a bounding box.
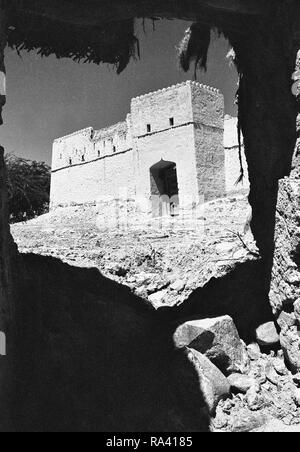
[1,20,238,164]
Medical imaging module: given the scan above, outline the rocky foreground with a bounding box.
[12,196,255,309]
[11,195,300,432]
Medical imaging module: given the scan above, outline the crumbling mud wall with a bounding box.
[270,162,300,371]
[269,50,300,372]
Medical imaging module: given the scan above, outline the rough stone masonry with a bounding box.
[50,81,249,222]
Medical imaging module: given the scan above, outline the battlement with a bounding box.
[53,81,223,170]
[93,120,128,141]
[131,80,220,104]
[54,127,94,144]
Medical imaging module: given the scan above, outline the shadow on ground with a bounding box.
[161,259,273,343]
[14,253,210,432]
[14,253,272,432]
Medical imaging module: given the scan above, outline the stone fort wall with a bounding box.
[50,81,249,214]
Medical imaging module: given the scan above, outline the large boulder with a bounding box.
[174,315,247,374]
[186,348,230,415]
[280,328,300,372]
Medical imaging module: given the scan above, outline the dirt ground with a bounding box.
[11,195,256,309]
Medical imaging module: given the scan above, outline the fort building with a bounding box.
[50,81,249,220]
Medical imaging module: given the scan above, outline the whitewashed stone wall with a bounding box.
[50,82,249,214]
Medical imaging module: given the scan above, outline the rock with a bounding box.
[292,373,300,387]
[256,322,279,347]
[264,362,279,385]
[174,315,247,374]
[134,286,147,298]
[280,329,300,372]
[286,271,300,285]
[293,389,300,407]
[247,343,261,361]
[246,386,265,411]
[135,272,153,286]
[148,289,168,308]
[215,242,235,255]
[277,311,296,330]
[221,398,234,414]
[230,412,267,432]
[233,248,248,260]
[186,348,230,415]
[248,362,266,385]
[212,411,228,430]
[273,357,288,376]
[170,279,185,292]
[294,299,300,322]
[147,281,169,294]
[227,373,256,394]
[106,262,128,277]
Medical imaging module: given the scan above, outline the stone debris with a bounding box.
[273,356,288,376]
[186,348,230,415]
[280,328,300,372]
[148,289,168,308]
[256,322,280,347]
[213,345,300,432]
[264,361,279,386]
[229,412,267,432]
[174,315,248,374]
[293,374,300,387]
[247,343,261,361]
[215,242,236,255]
[11,196,258,311]
[293,389,300,408]
[227,373,256,394]
[170,279,185,292]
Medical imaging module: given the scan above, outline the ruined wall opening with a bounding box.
[150,160,179,217]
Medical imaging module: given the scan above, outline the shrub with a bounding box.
[5,153,51,223]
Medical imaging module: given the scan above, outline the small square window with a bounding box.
[169,117,174,127]
[147,124,151,133]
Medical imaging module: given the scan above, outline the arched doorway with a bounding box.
[150,160,179,217]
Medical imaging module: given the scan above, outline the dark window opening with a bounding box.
[69,158,72,165]
[169,117,174,127]
[98,150,101,157]
[82,155,85,162]
[113,145,116,153]
[147,124,151,133]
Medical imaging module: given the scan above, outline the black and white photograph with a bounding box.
[0,0,299,435]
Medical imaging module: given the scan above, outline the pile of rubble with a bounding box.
[174,315,300,432]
